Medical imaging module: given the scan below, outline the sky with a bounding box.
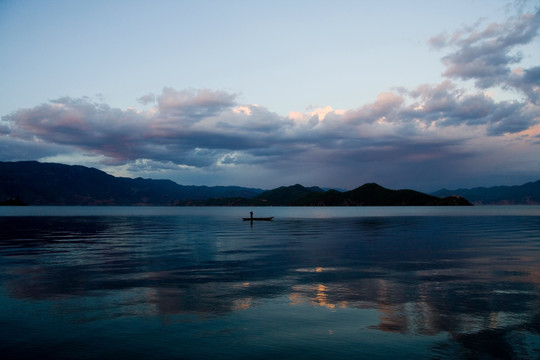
[0,0,539,192]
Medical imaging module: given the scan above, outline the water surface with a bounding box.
[1,206,539,359]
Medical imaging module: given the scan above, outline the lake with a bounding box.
[1,206,540,359]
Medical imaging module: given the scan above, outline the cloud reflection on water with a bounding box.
[1,213,540,357]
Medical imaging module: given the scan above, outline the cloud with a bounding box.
[289,106,345,126]
[1,77,538,189]
[508,65,540,104]
[137,93,156,105]
[0,136,69,161]
[430,9,540,103]
[157,87,237,122]
[402,81,539,135]
[344,92,405,126]
[1,9,539,190]
[2,97,149,161]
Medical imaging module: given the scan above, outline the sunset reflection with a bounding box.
[289,283,349,310]
[315,284,335,309]
[233,297,253,311]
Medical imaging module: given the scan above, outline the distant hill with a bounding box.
[433,180,540,205]
[292,183,472,206]
[181,184,326,206]
[187,183,472,206]
[255,184,325,205]
[0,161,263,205]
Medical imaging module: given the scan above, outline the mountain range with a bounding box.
[1,161,538,205]
[0,161,262,205]
[182,183,471,206]
[433,181,540,205]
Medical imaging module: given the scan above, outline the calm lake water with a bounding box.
[1,206,540,359]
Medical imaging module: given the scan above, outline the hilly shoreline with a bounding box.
[0,161,263,206]
[1,160,537,206]
[1,161,470,206]
[181,183,472,206]
[433,181,540,205]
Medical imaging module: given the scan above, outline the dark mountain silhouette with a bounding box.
[187,183,471,206]
[292,183,472,206]
[256,184,325,205]
[1,160,473,206]
[433,180,540,205]
[177,184,325,206]
[0,197,27,206]
[0,161,263,205]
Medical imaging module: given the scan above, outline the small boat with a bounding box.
[242,216,274,221]
[242,212,274,221]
